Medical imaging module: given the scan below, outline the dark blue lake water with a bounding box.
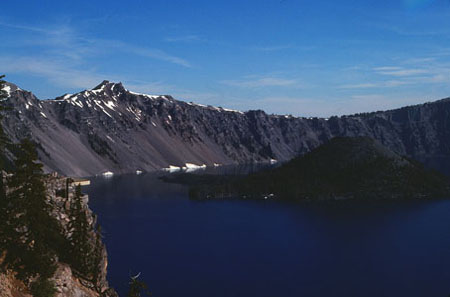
[86,171,450,297]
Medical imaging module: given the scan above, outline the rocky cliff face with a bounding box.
[0,174,117,297]
[3,81,450,176]
[0,263,114,297]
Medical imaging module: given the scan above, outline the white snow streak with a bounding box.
[104,101,116,110]
[91,85,105,95]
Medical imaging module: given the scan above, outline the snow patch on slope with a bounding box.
[187,102,244,114]
[104,101,116,110]
[2,85,11,96]
[91,84,106,95]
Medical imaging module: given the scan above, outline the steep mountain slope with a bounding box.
[2,80,450,177]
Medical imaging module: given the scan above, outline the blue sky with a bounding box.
[2,0,450,116]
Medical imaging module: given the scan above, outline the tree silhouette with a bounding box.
[67,184,94,276]
[91,223,105,290]
[3,139,64,295]
[0,75,109,295]
[127,274,152,297]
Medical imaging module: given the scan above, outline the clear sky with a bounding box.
[2,0,450,116]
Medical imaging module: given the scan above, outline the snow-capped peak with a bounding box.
[1,82,21,97]
[2,85,11,97]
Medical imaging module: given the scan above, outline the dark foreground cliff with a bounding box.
[166,137,450,201]
[0,175,117,297]
[3,80,450,177]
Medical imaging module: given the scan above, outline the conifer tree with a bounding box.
[91,223,105,291]
[67,184,94,275]
[67,186,108,291]
[3,139,63,286]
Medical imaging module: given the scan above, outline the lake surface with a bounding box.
[86,171,450,297]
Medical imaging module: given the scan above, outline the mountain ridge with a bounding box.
[3,80,450,177]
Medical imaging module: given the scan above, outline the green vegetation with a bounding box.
[175,137,450,201]
[0,75,105,295]
[67,185,93,272]
[30,278,57,297]
[2,138,64,295]
[91,224,105,287]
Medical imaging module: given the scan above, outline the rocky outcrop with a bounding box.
[0,263,115,297]
[2,81,450,176]
[0,174,117,297]
[0,270,31,297]
[51,263,116,297]
[45,175,115,296]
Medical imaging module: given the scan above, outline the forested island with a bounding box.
[162,137,450,201]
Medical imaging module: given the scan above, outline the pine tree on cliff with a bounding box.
[0,76,60,296]
[67,184,95,276]
[91,223,105,291]
[3,139,63,287]
[67,188,107,290]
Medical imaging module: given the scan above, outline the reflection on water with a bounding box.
[85,170,450,297]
